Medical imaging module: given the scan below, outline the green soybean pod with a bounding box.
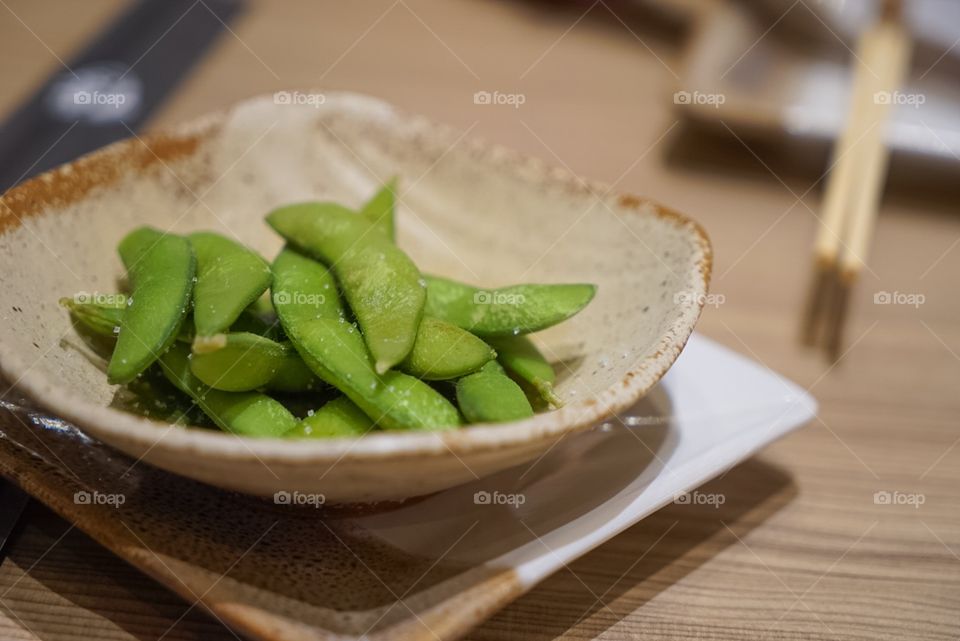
[60,295,126,338]
[266,347,319,392]
[107,227,195,385]
[456,361,534,424]
[487,335,563,407]
[61,295,198,344]
[272,248,459,431]
[158,344,298,437]
[424,275,596,337]
[267,203,425,374]
[359,177,397,241]
[189,332,319,392]
[399,317,496,380]
[190,232,272,352]
[272,249,379,395]
[286,397,375,438]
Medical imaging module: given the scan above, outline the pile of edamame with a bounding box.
[60,182,597,438]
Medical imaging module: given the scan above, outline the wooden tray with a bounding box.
[0,335,815,641]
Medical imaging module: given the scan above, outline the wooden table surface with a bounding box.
[1,1,958,639]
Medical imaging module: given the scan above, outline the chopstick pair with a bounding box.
[801,0,911,361]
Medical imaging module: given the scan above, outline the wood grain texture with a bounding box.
[1,0,958,639]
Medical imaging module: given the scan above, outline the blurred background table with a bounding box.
[0,1,958,639]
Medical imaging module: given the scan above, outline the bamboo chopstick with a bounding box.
[801,0,911,360]
[800,23,879,347]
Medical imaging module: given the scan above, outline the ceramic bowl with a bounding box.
[0,91,711,502]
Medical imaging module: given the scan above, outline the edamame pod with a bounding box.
[267,203,426,373]
[107,227,195,384]
[60,295,285,347]
[359,178,397,241]
[272,248,459,430]
[286,397,375,438]
[399,317,496,380]
[60,295,126,338]
[267,348,319,392]
[487,335,563,407]
[190,231,272,352]
[189,332,319,392]
[158,344,298,437]
[424,275,596,337]
[455,361,534,423]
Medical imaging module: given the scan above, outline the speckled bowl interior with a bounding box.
[0,92,711,502]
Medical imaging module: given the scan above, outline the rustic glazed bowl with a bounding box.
[0,91,711,503]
